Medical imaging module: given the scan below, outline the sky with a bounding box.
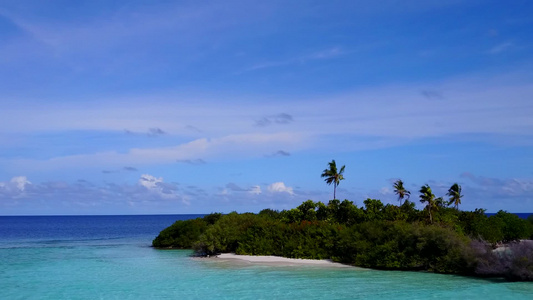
[1,0,532,215]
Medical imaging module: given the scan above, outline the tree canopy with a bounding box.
[321,160,345,200]
[447,183,463,210]
[153,175,533,282]
[393,179,410,206]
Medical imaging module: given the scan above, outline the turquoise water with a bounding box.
[1,215,531,299]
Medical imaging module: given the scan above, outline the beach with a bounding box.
[213,253,354,268]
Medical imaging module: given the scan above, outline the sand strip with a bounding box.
[213,253,353,268]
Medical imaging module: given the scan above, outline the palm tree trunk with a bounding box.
[333,183,336,200]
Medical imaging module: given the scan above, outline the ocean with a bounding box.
[1,215,531,299]
[485,212,532,219]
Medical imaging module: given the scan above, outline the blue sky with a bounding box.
[1,0,532,215]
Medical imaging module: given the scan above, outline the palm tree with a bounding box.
[435,197,446,208]
[446,183,463,210]
[419,184,436,224]
[321,160,345,200]
[393,179,410,206]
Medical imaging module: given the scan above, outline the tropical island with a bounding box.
[153,160,533,282]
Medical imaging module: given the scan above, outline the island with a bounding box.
[153,198,533,282]
[154,163,532,281]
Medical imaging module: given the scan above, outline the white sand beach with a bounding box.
[213,253,354,268]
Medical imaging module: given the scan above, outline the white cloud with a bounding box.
[0,2,271,55]
[5,131,307,174]
[3,70,532,140]
[0,174,194,214]
[243,47,345,72]
[249,185,262,195]
[0,176,32,198]
[12,176,31,191]
[223,183,262,195]
[488,42,514,54]
[1,68,533,177]
[461,172,533,199]
[138,174,163,190]
[267,182,294,195]
[138,174,183,202]
[379,187,393,196]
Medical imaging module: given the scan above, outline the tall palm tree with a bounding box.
[435,197,445,208]
[419,184,436,224]
[446,183,463,210]
[321,160,345,200]
[393,179,410,206]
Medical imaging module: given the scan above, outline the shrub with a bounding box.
[152,218,208,248]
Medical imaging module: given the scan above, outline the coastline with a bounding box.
[207,253,355,268]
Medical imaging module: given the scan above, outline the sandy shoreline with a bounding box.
[209,253,354,268]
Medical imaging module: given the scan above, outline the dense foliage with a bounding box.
[152,213,221,248]
[152,199,533,281]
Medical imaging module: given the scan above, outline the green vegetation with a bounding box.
[393,179,410,206]
[152,213,221,248]
[152,169,533,281]
[320,160,345,200]
[419,184,437,224]
[153,199,533,281]
[447,183,463,210]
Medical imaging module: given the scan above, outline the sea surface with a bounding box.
[1,215,532,299]
[485,212,532,219]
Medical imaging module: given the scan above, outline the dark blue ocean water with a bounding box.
[485,213,532,219]
[1,215,532,299]
[0,214,203,245]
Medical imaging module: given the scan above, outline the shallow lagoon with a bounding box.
[1,215,531,299]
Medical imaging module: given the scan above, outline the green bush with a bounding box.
[152,218,208,248]
[193,212,261,255]
[152,213,221,248]
[152,200,530,281]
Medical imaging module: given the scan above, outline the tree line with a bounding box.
[153,197,533,281]
[322,160,464,223]
[152,160,533,281]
